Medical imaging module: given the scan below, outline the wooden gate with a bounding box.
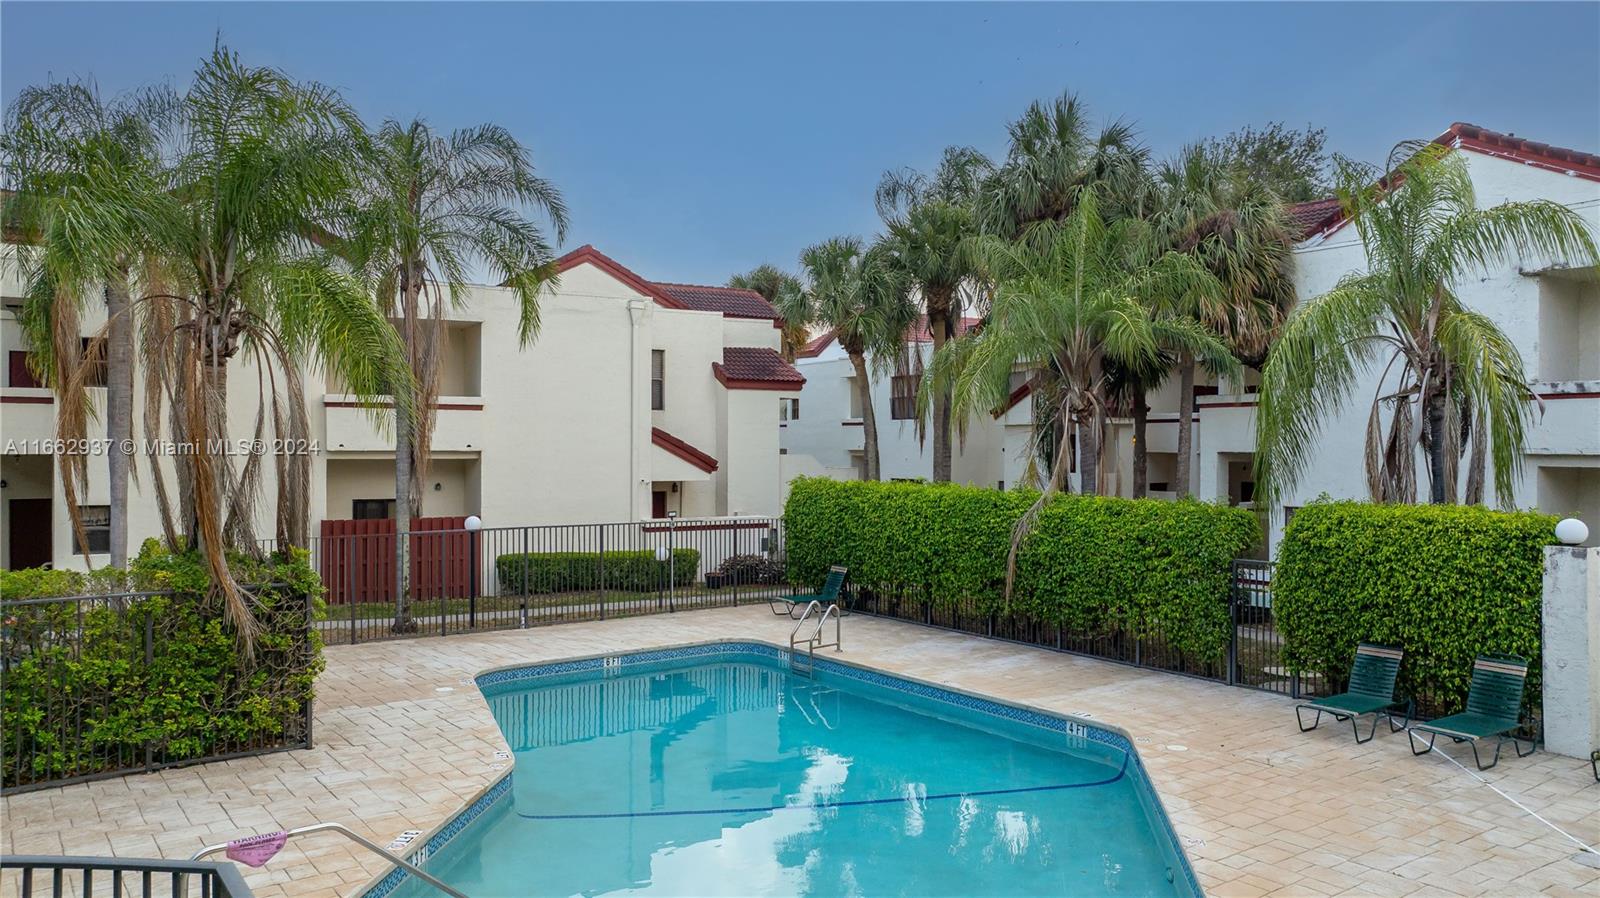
[318,516,476,605]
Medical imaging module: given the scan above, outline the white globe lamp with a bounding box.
[1554,517,1588,546]
[464,515,482,532]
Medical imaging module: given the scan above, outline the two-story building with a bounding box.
[781,123,1599,550]
[0,243,804,570]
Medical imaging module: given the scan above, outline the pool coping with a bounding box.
[357,637,1202,898]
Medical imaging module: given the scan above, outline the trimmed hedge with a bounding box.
[494,549,700,594]
[1,540,324,789]
[784,478,1259,660]
[1275,500,1554,715]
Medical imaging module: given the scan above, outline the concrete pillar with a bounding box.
[1541,545,1599,759]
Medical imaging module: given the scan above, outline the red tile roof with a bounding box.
[713,347,806,390]
[797,316,982,359]
[651,427,718,473]
[655,283,781,321]
[1291,122,1600,243]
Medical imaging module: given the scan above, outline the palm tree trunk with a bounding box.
[928,295,953,483]
[1078,414,1100,496]
[393,277,419,633]
[1174,353,1195,498]
[1131,385,1148,499]
[1426,387,1448,504]
[105,277,133,568]
[849,352,880,481]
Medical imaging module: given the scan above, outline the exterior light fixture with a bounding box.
[1554,517,1589,545]
[464,515,482,532]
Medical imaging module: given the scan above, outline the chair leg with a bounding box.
[1386,700,1413,734]
[1408,728,1437,757]
[1295,706,1323,733]
[1470,737,1502,771]
[1354,712,1380,745]
[1511,734,1535,759]
[1591,751,1599,783]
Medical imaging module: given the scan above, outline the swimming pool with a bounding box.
[370,642,1199,898]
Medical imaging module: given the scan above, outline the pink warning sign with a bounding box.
[225,831,288,867]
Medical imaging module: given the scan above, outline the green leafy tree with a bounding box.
[728,264,808,361]
[933,188,1238,588]
[794,237,915,481]
[873,146,993,481]
[336,118,567,632]
[1201,122,1330,203]
[1256,143,1599,508]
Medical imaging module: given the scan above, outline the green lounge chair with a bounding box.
[1407,654,1535,770]
[772,565,847,618]
[1295,643,1410,743]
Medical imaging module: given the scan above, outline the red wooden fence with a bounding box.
[318,516,477,605]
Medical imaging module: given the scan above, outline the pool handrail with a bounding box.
[191,822,469,898]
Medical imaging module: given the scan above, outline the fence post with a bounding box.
[302,590,316,749]
[1226,561,1239,687]
[520,527,530,629]
[143,612,154,773]
[348,535,357,646]
[598,525,607,621]
[731,523,740,607]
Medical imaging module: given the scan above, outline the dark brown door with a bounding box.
[8,498,52,569]
[652,491,668,519]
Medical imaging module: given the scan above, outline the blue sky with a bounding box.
[4,2,1598,285]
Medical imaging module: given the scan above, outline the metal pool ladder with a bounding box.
[789,600,841,677]
[191,823,469,898]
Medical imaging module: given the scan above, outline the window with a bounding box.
[779,397,799,421]
[890,374,917,420]
[651,350,665,411]
[352,499,395,520]
[79,338,107,388]
[8,351,41,388]
[72,505,110,554]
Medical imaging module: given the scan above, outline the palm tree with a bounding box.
[795,237,915,481]
[933,188,1238,588]
[976,92,1146,238]
[144,48,402,635]
[874,145,993,481]
[1148,145,1295,497]
[337,118,568,633]
[1256,143,1599,508]
[2,81,175,568]
[728,264,808,361]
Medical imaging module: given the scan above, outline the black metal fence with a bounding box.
[1,856,253,898]
[853,559,1315,697]
[0,590,316,794]
[281,516,792,644]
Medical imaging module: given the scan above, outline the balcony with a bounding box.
[322,395,485,453]
[1530,381,1600,456]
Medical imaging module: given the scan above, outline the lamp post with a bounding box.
[465,515,482,627]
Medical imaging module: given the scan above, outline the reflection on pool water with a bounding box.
[378,644,1198,898]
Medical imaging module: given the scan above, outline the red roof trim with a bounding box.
[994,379,1034,417]
[1301,122,1600,243]
[712,362,805,391]
[554,245,686,309]
[651,426,718,473]
[797,330,837,358]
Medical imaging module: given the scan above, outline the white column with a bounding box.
[1541,544,1599,759]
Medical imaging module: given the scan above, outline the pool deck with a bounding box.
[3,605,1597,898]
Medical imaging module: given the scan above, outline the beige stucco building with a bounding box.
[0,243,803,570]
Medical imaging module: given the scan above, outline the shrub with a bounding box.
[715,554,785,585]
[1274,499,1554,715]
[494,549,700,594]
[784,478,1259,660]
[1,541,324,789]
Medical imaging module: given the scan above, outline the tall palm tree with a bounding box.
[933,189,1237,588]
[1148,145,1295,497]
[728,264,807,361]
[337,118,568,633]
[144,48,402,635]
[874,145,992,481]
[795,237,915,481]
[1256,143,1599,508]
[976,92,1146,238]
[2,81,175,568]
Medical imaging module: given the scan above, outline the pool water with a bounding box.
[384,645,1197,898]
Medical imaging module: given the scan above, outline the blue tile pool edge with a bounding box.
[356,638,1202,898]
